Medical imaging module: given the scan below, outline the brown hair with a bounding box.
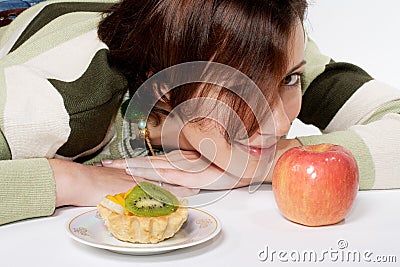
[98,0,307,141]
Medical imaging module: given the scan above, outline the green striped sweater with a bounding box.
[1,0,399,225]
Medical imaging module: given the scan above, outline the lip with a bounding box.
[234,141,276,157]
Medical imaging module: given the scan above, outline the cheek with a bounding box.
[180,124,231,162]
[281,88,302,120]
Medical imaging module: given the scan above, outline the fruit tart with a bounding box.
[97,182,188,244]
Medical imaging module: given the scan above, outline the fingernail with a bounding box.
[92,162,103,167]
[101,159,113,165]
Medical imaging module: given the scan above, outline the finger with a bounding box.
[163,150,201,161]
[103,152,203,170]
[126,167,199,188]
[123,175,200,197]
[156,183,200,198]
[101,156,172,169]
[127,167,241,190]
[100,158,127,169]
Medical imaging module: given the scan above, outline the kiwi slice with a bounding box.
[125,182,179,217]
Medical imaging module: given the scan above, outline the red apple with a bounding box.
[272,144,359,227]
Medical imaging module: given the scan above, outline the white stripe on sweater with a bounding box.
[3,65,70,159]
[350,113,400,189]
[325,80,400,132]
[2,30,106,158]
[24,29,107,81]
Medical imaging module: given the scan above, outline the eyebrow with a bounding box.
[286,60,307,75]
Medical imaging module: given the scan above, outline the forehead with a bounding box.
[287,23,306,71]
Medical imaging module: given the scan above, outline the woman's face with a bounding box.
[156,23,305,184]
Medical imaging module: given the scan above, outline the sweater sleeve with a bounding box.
[83,101,160,165]
[298,37,400,190]
[0,0,122,225]
[0,158,56,225]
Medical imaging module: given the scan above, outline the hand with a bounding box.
[100,150,252,190]
[49,159,136,207]
[262,138,302,182]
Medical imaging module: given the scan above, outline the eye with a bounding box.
[282,73,302,86]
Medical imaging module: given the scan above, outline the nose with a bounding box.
[272,97,291,137]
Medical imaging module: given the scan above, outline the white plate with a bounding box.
[67,208,221,255]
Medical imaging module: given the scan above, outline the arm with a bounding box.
[296,37,400,190]
[0,158,55,225]
[0,157,137,226]
[50,159,136,207]
[0,1,140,225]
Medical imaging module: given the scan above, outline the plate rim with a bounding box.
[66,207,222,254]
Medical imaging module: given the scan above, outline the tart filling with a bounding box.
[97,182,188,244]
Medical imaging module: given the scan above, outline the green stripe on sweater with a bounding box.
[0,130,11,160]
[0,158,55,225]
[302,37,331,94]
[10,1,113,52]
[299,62,373,130]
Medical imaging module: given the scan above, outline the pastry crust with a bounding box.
[97,203,188,244]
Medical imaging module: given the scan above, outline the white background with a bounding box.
[289,0,400,137]
[306,0,400,89]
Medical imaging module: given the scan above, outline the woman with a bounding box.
[0,0,308,224]
[94,0,309,191]
[101,0,400,193]
[1,0,399,226]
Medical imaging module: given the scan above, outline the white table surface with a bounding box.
[1,185,400,266]
[2,1,400,266]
